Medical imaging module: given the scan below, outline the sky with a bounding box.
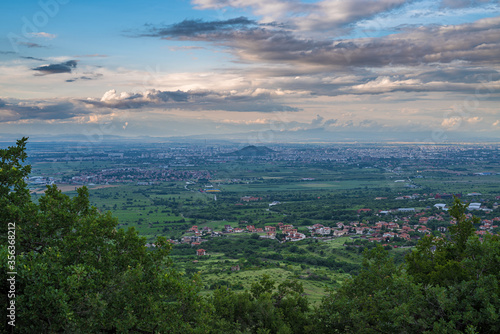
[0,0,499,143]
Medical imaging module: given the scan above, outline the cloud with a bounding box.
[66,73,103,82]
[32,60,78,75]
[350,77,422,93]
[466,116,483,124]
[0,99,90,122]
[130,9,500,102]
[192,0,300,24]
[191,0,411,31]
[73,54,108,58]
[141,16,258,39]
[441,117,463,129]
[440,0,495,9]
[141,15,500,72]
[168,46,206,51]
[28,32,57,39]
[293,0,411,32]
[416,68,500,84]
[285,114,339,132]
[311,114,325,127]
[192,0,294,13]
[0,51,16,55]
[221,118,271,125]
[441,115,486,130]
[82,88,301,112]
[344,73,500,95]
[21,56,45,61]
[248,16,500,67]
[18,42,46,48]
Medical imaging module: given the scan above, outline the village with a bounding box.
[171,209,500,257]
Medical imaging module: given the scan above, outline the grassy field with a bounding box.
[173,254,353,304]
[415,175,500,194]
[217,179,397,193]
[167,234,366,304]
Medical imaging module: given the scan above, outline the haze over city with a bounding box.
[1,0,499,142]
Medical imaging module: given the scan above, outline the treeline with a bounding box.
[2,139,500,333]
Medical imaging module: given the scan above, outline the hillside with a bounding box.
[229,145,275,156]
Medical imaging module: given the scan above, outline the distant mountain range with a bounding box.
[3,129,499,144]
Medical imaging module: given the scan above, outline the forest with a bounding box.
[2,138,500,333]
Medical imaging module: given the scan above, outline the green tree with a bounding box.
[314,245,426,333]
[314,197,500,333]
[209,276,311,334]
[1,138,210,333]
[406,196,479,286]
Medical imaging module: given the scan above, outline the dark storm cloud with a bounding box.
[81,89,301,112]
[32,60,78,75]
[141,16,258,39]
[0,99,90,122]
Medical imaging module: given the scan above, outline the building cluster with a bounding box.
[66,167,211,185]
[176,209,500,256]
[240,196,262,202]
[306,211,499,244]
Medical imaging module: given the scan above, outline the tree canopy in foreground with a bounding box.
[1,138,210,333]
[315,197,500,334]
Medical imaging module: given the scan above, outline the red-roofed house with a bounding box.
[418,227,429,233]
[241,196,262,202]
[400,233,410,241]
